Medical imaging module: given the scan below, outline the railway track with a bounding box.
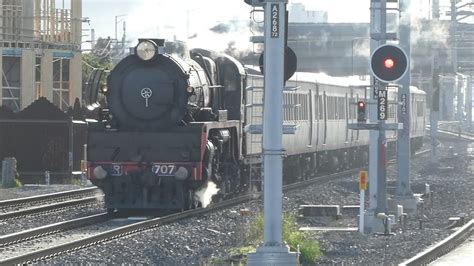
[0,149,430,264]
[0,187,103,220]
[400,219,473,266]
[0,168,360,265]
[427,126,474,141]
[0,213,110,247]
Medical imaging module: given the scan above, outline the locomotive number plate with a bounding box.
[152,164,177,177]
[111,164,123,176]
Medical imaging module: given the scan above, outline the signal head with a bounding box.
[357,100,366,123]
[370,44,408,83]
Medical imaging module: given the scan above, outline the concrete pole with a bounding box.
[41,50,54,102]
[0,49,3,105]
[69,52,83,104]
[451,0,457,75]
[71,0,82,48]
[247,1,298,264]
[456,74,464,121]
[432,0,439,19]
[21,49,36,109]
[431,57,440,162]
[467,76,473,130]
[431,0,440,162]
[396,0,416,213]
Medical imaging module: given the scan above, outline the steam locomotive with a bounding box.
[86,38,426,212]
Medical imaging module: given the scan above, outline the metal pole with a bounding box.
[431,1,440,162]
[352,39,354,76]
[368,0,381,222]
[396,0,416,212]
[115,15,117,41]
[431,62,439,161]
[375,0,388,216]
[247,1,297,264]
[68,118,74,181]
[262,0,284,246]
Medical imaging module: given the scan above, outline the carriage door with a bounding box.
[308,90,313,146]
[315,85,320,146]
[350,89,354,142]
[323,91,327,145]
[345,92,349,143]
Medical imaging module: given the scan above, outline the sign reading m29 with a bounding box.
[377,89,388,120]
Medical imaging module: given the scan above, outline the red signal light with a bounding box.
[357,101,366,122]
[384,58,395,69]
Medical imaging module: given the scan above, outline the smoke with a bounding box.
[210,23,231,34]
[194,181,220,208]
[125,0,254,53]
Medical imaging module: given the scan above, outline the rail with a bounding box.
[400,220,473,266]
[0,187,99,208]
[0,213,110,247]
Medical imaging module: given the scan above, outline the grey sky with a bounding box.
[82,0,449,52]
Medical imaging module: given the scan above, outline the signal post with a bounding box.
[396,0,417,214]
[244,0,298,265]
[349,0,407,234]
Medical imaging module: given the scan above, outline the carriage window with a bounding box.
[303,94,308,120]
[315,95,318,120]
[350,98,355,119]
[298,94,302,120]
[388,103,395,119]
[327,97,335,120]
[417,100,424,116]
[318,95,324,120]
[339,97,346,120]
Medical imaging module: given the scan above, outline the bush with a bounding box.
[228,212,321,264]
[14,178,22,187]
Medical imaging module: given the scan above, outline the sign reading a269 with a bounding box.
[271,4,279,38]
[377,89,388,120]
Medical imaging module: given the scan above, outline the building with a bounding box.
[289,3,327,24]
[0,0,82,112]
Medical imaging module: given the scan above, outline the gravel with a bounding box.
[43,136,473,265]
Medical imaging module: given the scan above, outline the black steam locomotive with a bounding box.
[87,39,245,211]
[86,38,426,212]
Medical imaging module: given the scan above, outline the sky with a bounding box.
[81,0,373,51]
[81,0,452,52]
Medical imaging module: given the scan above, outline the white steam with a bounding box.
[194,181,220,208]
[126,0,253,53]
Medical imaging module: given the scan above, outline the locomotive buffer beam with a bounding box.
[348,123,402,131]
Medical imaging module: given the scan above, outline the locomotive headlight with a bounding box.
[186,86,195,94]
[174,167,189,180]
[136,40,157,61]
[93,166,108,180]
